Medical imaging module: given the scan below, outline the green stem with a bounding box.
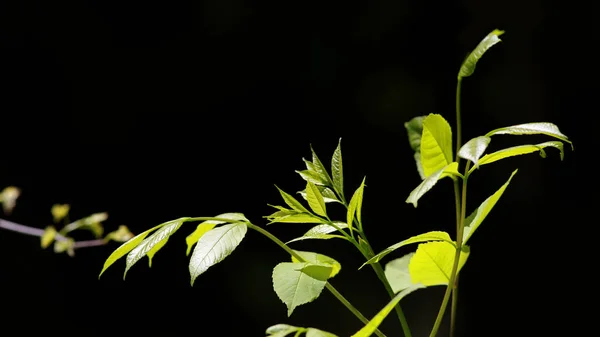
[450,278,459,337]
[245,223,387,337]
[428,163,470,337]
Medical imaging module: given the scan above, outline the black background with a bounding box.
[0,1,597,336]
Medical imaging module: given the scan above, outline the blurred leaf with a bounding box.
[404,116,426,179]
[458,29,504,79]
[409,241,470,286]
[420,114,453,177]
[458,136,491,168]
[51,204,70,223]
[0,186,21,215]
[362,231,453,267]
[104,225,134,243]
[41,226,57,249]
[463,170,517,244]
[266,325,338,337]
[54,238,75,257]
[485,122,573,150]
[385,253,415,293]
[189,223,247,286]
[406,162,460,207]
[61,212,108,237]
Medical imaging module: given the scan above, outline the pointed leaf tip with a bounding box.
[459,29,505,79]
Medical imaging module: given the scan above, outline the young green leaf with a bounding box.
[409,241,470,286]
[185,213,248,255]
[472,141,564,172]
[266,324,302,337]
[404,116,426,179]
[291,250,341,278]
[331,138,344,199]
[458,29,505,79]
[485,122,573,149]
[298,186,341,204]
[305,182,328,217]
[51,204,70,223]
[310,145,334,186]
[104,225,134,243]
[384,253,415,293]
[272,262,332,316]
[347,177,366,232]
[463,169,517,244]
[286,222,349,244]
[458,136,491,168]
[124,218,188,278]
[189,223,248,286]
[267,212,325,224]
[351,283,425,337]
[296,169,328,186]
[406,162,460,207]
[362,231,453,267]
[99,222,166,278]
[420,114,453,177]
[276,186,311,213]
[41,226,57,249]
[306,328,338,337]
[54,237,75,257]
[146,238,168,267]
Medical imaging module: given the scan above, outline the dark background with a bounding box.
[0,1,597,336]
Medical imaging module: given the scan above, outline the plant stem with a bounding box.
[428,163,470,337]
[246,223,387,337]
[0,218,107,249]
[359,234,412,337]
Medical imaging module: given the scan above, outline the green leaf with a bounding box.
[463,169,517,244]
[41,226,57,249]
[268,212,325,224]
[362,231,453,267]
[189,223,247,286]
[272,262,332,316]
[406,162,460,207]
[286,222,349,244]
[291,250,341,278]
[347,177,366,232]
[266,324,302,337]
[296,169,328,186]
[458,136,491,168]
[409,241,470,286]
[458,29,505,79]
[54,237,75,257]
[147,238,168,267]
[310,145,334,186]
[298,186,341,204]
[351,283,425,337]
[385,253,415,293]
[306,328,338,337]
[305,182,327,217]
[420,114,453,177]
[404,116,426,179]
[99,222,166,278]
[331,138,344,199]
[104,225,134,243]
[473,141,564,172]
[51,204,70,223]
[124,218,188,278]
[485,122,573,149]
[276,186,311,213]
[185,213,248,256]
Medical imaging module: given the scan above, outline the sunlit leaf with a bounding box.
[0,186,20,215]
[268,212,325,224]
[51,204,70,223]
[384,253,415,293]
[331,138,344,199]
[458,136,491,168]
[298,186,340,204]
[458,29,505,79]
[305,182,327,217]
[463,170,517,244]
[404,116,426,179]
[104,225,134,243]
[485,122,573,150]
[292,250,341,278]
[306,328,338,337]
[276,186,311,213]
[406,162,460,207]
[147,238,168,267]
[189,223,247,286]
[185,213,248,256]
[272,262,332,316]
[362,231,453,267]
[125,218,188,278]
[287,222,349,244]
[99,223,166,278]
[41,226,57,249]
[266,324,302,337]
[473,141,564,172]
[310,145,334,186]
[409,241,470,286]
[347,177,366,232]
[351,283,425,337]
[296,170,328,186]
[420,114,453,177]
